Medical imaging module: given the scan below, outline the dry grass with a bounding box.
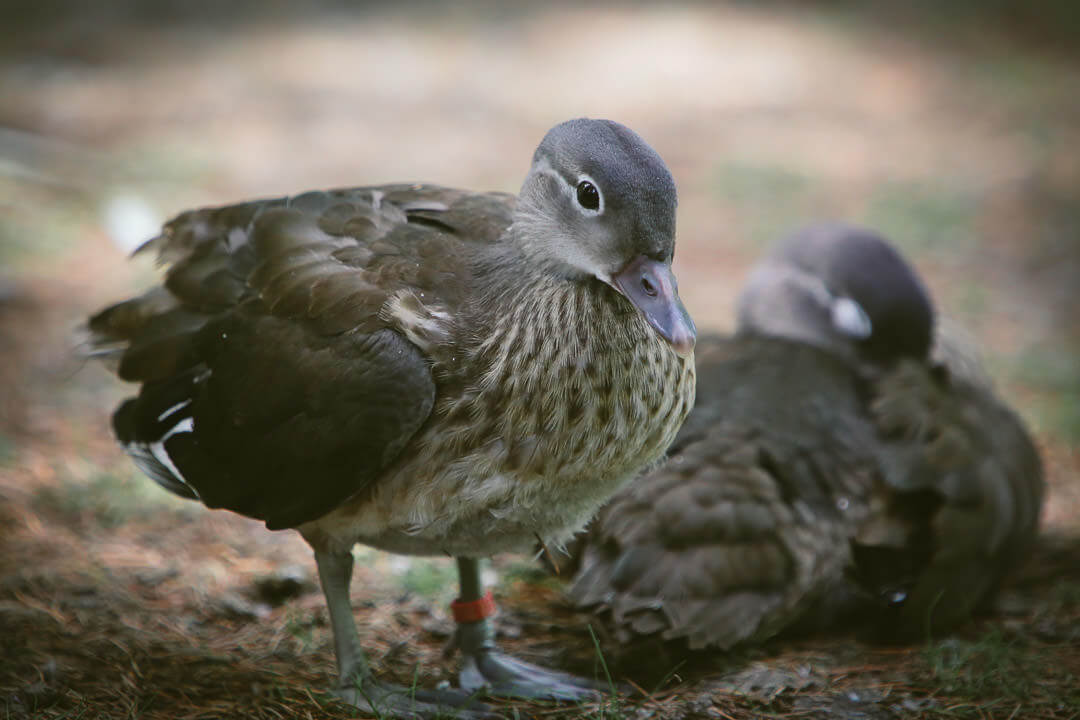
[2,3,1078,719]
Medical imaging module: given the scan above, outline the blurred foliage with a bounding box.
[863,182,979,262]
[32,467,195,529]
[779,0,1080,56]
[497,557,565,591]
[1010,345,1080,442]
[921,629,1030,699]
[0,432,14,466]
[709,163,817,248]
[399,558,457,603]
[2,0,1078,61]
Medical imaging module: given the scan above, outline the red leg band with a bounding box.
[451,589,497,624]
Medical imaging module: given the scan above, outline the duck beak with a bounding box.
[611,255,696,357]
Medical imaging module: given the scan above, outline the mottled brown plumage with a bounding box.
[88,119,696,714]
[566,224,1043,650]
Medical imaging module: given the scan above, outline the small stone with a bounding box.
[251,565,312,605]
[135,567,179,587]
[217,592,271,620]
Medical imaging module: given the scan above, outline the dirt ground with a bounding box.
[1,4,1078,719]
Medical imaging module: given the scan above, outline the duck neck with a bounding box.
[470,238,613,329]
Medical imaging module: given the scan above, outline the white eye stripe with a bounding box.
[784,268,873,339]
[530,157,604,216]
[831,296,873,339]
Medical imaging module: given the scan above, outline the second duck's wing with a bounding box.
[851,359,1045,639]
[568,337,878,649]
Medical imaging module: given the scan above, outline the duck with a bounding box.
[86,118,697,716]
[566,223,1043,651]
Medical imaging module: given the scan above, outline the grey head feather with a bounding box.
[513,118,678,281]
[737,223,935,364]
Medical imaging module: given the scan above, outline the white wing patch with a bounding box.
[225,227,249,253]
[148,417,196,492]
[125,399,201,500]
[157,399,192,422]
[384,290,452,352]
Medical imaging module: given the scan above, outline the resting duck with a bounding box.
[87,118,697,715]
[566,223,1043,650]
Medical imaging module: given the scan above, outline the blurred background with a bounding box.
[1,2,1078,718]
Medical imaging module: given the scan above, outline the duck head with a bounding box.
[736,223,934,364]
[514,118,695,357]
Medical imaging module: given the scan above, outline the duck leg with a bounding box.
[314,550,496,718]
[454,556,604,701]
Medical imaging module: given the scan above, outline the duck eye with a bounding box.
[576,180,600,211]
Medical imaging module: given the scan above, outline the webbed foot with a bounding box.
[459,648,604,701]
[335,677,499,719]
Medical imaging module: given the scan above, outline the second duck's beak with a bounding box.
[611,255,696,357]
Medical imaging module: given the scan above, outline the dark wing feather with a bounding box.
[90,184,516,529]
[851,360,1044,639]
[568,336,878,649]
[159,321,432,529]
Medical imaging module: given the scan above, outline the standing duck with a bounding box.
[87,118,697,715]
[567,223,1042,650]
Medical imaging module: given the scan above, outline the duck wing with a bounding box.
[88,185,516,529]
[852,359,1044,639]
